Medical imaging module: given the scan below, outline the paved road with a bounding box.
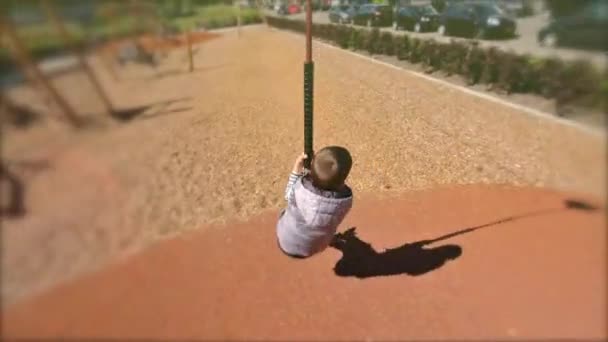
[266,10,607,69]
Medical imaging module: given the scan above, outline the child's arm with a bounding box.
[284,172,302,202]
[284,153,308,203]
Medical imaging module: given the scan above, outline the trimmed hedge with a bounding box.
[267,17,606,113]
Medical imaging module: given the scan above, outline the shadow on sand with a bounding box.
[330,199,600,279]
[150,64,230,80]
[0,160,51,219]
[110,97,191,122]
[1,94,43,129]
[0,162,26,218]
[331,227,462,278]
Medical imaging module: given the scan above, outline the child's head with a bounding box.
[310,146,352,191]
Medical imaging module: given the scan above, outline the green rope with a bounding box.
[304,61,314,169]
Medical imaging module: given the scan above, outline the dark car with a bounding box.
[538,0,608,51]
[352,4,393,27]
[393,4,440,32]
[329,4,356,24]
[438,3,517,39]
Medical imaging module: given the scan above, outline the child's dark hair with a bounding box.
[310,146,352,191]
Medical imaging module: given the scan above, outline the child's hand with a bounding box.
[292,152,308,174]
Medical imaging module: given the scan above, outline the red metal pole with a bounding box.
[305,0,312,62]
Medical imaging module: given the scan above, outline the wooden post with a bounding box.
[186,30,194,72]
[40,0,115,117]
[0,24,54,111]
[130,0,143,38]
[0,14,82,127]
[235,0,242,37]
[99,46,120,82]
[96,2,120,81]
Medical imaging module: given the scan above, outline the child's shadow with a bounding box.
[330,227,462,278]
[329,199,601,279]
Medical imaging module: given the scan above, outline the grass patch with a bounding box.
[172,5,261,31]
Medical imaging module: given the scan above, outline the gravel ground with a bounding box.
[2,25,605,307]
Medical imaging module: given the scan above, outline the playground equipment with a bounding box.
[235,0,242,37]
[186,30,194,72]
[40,0,115,119]
[1,1,185,127]
[112,1,162,68]
[0,13,82,127]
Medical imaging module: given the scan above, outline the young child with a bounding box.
[276,146,354,258]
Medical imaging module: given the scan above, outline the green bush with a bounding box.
[393,34,405,60]
[534,57,565,98]
[421,39,442,73]
[463,43,485,85]
[266,17,606,113]
[336,25,350,49]
[315,23,327,40]
[479,47,502,87]
[191,4,261,30]
[348,28,361,50]
[379,32,394,56]
[525,56,545,94]
[357,29,370,51]
[401,34,411,58]
[408,37,423,64]
[496,53,527,93]
[442,40,468,76]
[365,28,381,55]
[557,60,603,108]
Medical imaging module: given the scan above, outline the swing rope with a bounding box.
[303,0,314,169]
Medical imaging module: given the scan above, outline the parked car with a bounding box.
[276,3,287,15]
[352,3,393,27]
[538,0,608,51]
[393,4,440,32]
[328,4,355,24]
[287,3,301,15]
[438,2,517,39]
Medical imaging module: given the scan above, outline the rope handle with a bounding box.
[304,61,314,169]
